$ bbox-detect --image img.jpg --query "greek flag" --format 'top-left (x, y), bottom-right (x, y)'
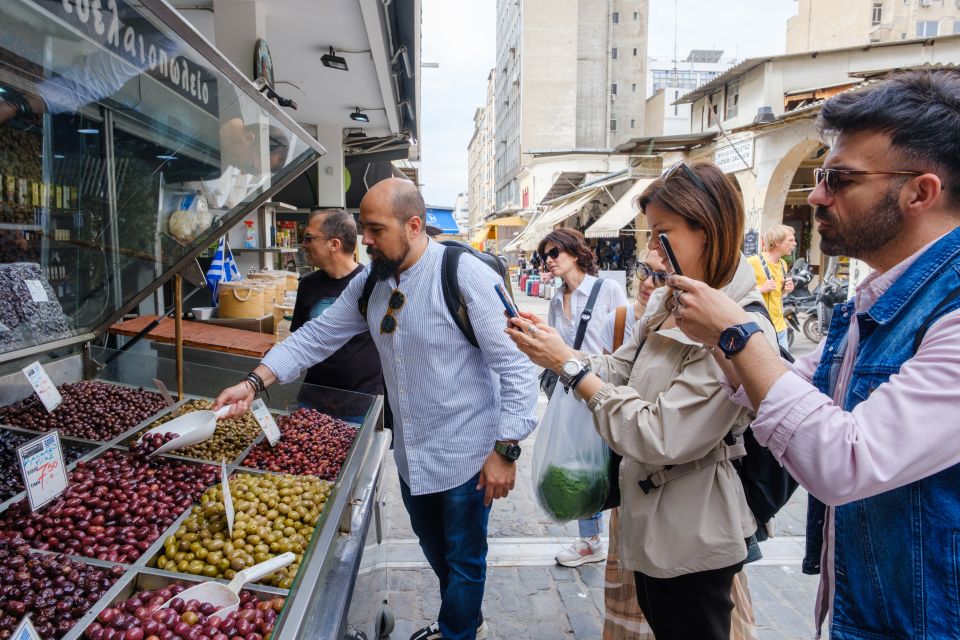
top-left (206, 236), bottom-right (240, 305)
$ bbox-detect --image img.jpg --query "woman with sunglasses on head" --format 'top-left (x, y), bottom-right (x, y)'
top-left (508, 161), bottom-right (777, 640)
top-left (538, 227), bottom-right (628, 568)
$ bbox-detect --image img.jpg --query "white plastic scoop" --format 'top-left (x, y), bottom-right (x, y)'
top-left (136, 404), bottom-right (233, 456)
top-left (159, 552), bottom-right (296, 616)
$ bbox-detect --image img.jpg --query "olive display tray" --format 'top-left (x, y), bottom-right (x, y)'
top-left (60, 567), bottom-right (289, 640)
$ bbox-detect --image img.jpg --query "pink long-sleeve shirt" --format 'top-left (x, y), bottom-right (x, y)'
top-left (735, 238), bottom-right (960, 634)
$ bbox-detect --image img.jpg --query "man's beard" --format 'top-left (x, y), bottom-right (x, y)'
top-left (816, 187), bottom-right (904, 258)
top-left (367, 238), bottom-right (410, 281)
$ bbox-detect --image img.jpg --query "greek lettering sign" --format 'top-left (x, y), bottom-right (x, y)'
top-left (743, 229), bottom-right (760, 257)
top-left (17, 432), bottom-right (69, 512)
top-left (714, 139), bottom-right (754, 174)
top-left (27, 0), bottom-right (219, 116)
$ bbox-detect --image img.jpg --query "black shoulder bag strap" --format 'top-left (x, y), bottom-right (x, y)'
top-left (572, 278), bottom-right (604, 350)
top-left (441, 245), bottom-right (479, 348)
top-left (913, 284), bottom-right (960, 354)
top-left (357, 270), bottom-right (378, 318)
top-left (745, 300), bottom-right (795, 363)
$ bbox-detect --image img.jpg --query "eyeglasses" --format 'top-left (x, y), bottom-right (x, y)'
top-left (813, 167), bottom-right (925, 196)
top-left (301, 233), bottom-right (327, 244)
top-left (380, 289), bottom-right (405, 335)
top-left (540, 247), bottom-right (561, 261)
top-left (663, 161), bottom-right (723, 214)
top-left (636, 262), bottom-right (668, 286)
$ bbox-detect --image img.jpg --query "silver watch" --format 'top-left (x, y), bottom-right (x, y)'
top-left (558, 357), bottom-right (585, 388)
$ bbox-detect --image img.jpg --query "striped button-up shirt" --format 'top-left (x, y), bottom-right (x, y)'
top-left (262, 240), bottom-right (538, 495)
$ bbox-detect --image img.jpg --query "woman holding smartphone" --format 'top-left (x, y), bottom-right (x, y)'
top-left (508, 162), bottom-right (776, 639)
top-left (538, 227), bottom-right (627, 567)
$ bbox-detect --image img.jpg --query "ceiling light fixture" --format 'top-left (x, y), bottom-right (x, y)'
top-left (349, 108), bottom-right (370, 123)
top-left (77, 128), bottom-right (99, 134)
top-left (321, 46), bottom-right (349, 71)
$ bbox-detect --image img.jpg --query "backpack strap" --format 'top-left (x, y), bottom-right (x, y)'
top-left (913, 284), bottom-right (960, 354)
top-left (441, 245), bottom-right (479, 349)
top-left (638, 441), bottom-right (747, 494)
top-left (357, 270), bottom-right (378, 318)
top-left (572, 278), bottom-right (604, 350)
top-left (612, 306), bottom-right (627, 352)
top-left (744, 301), bottom-right (794, 363)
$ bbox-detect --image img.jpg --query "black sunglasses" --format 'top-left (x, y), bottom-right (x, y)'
top-left (663, 162), bottom-right (722, 214)
top-left (636, 262), bottom-right (668, 286)
top-left (380, 289), bottom-right (405, 335)
top-left (540, 247), bottom-right (561, 261)
top-left (813, 167), bottom-right (924, 196)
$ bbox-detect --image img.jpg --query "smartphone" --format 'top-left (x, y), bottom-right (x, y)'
top-left (495, 283), bottom-right (519, 318)
top-left (657, 233), bottom-right (683, 277)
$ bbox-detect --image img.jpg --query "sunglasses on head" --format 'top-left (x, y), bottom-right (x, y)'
top-left (636, 262), bottom-right (668, 286)
top-left (813, 167), bottom-right (925, 196)
top-left (540, 247), bottom-right (561, 261)
top-left (663, 161), bottom-right (722, 214)
top-left (380, 289), bottom-right (405, 335)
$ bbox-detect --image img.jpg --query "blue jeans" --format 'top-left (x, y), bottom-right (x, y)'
top-left (578, 512), bottom-right (603, 538)
top-left (400, 472), bottom-right (491, 640)
top-left (777, 329), bottom-right (791, 352)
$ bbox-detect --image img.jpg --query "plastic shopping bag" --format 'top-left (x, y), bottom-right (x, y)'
top-left (533, 386), bottom-right (611, 522)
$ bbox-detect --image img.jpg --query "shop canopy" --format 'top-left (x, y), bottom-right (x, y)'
top-left (488, 215), bottom-right (527, 227)
top-left (509, 189), bottom-right (601, 251)
top-left (471, 226), bottom-right (493, 247)
top-left (425, 208), bottom-right (460, 234)
top-left (585, 178), bottom-right (655, 238)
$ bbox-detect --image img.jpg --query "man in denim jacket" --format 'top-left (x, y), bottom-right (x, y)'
top-left (670, 70), bottom-right (960, 639)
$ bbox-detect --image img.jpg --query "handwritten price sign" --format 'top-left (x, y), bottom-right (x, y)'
top-left (17, 432), bottom-right (68, 511)
top-left (21, 362), bottom-right (62, 413)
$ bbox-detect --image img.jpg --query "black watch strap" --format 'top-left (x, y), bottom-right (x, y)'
top-left (494, 441), bottom-right (521, 462)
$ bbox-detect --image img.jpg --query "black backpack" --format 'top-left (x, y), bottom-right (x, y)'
top-left (735, 301), bottom-right (799, 539)
top-left (358, 240), bottom-right (512, 348)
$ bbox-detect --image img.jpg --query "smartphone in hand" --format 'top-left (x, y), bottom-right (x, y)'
top-left (657, 233), bottom-right (683, 277)
top-left (495, 283), bottom-right (519, 318)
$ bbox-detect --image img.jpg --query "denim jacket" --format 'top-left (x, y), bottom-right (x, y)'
top-left (812, 227), bottom-right (960, 639)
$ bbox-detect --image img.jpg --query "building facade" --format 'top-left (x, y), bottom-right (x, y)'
top-left (467, 69), bottom-right (497, 234)
top-left (644, 50), bottom-right (735, 136)
top-left (787, 0), bottom-right (960, 53)
top-left (493, 0), bottom-right (650, 211)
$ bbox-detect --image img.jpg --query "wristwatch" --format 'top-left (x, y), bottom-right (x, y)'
top-left (494, 441), bottom-right (521, 463)
top-left (559, 356), bottom-right (591, 392)
top-left (718, 322), bottom-right (763, 359)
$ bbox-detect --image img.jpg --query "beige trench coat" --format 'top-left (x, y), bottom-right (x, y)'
top-left (584, 256), bottom-right (778, 578)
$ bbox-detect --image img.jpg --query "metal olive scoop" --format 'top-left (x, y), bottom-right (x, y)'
top-left (136, 404), bottom-right (233, 456)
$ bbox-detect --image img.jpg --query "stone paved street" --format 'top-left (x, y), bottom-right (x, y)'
top-left (379, 285), bottom-right (823, 639)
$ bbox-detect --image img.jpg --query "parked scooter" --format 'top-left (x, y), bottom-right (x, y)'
top-left (782, 259), bottom-right (815, 348)
top-left (802, 274), bottom-right (849, 343)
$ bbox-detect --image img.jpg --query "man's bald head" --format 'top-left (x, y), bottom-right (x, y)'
top-left (362, 178), bottom-right (425, 228)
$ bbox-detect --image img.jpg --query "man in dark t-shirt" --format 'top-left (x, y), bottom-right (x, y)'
top-left (291, 209), bottom-right (382, 417)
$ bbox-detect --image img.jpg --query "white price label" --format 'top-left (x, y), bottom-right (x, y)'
top-left (24, 280), bottom-right (49, 303)
top-left (17, 432), bottom-right (69, 512)
top-left (250, 398), bottom-right (281, 446)
top-left (12, 616), bottom-right (40, 640)
top-left (22, 362), bottom-right (62, 413)
top-left (152, 379), bottom-right (176, 407)
top-left (221, 461), bottom-right (234, 537)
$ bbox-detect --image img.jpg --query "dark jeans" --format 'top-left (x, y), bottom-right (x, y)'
top-left (633, 561), bottom-right (744, 640)
top-left (803, 494), bottom-right (826, 575)
top-left (400, 472), bottom-right (491, 640)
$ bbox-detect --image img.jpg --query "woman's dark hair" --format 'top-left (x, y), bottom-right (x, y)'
top-left (637, 161), bottom-right (744, 289)
top-left (537, 228), bottom-right (598, 277)
top-left (816, 70), bottom-right (960, 207)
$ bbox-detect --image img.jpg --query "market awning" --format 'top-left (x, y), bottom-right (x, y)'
top-left (472, 225), bottom-right (493, 246)
top-left (508, 189), bottom-right (600, 252)
top-left (425, 208), bottom-right (460, 234)
top-left (488, 215), bottom-right (527, 227)
top-left (584, 178), bottom-right (655, 238)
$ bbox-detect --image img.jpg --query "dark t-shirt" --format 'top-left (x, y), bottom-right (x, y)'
top-left (290, 266), bottom-right (383, 396)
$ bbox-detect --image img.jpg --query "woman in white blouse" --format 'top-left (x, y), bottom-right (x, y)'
top-left (538, 227), bottom-right (627, 567)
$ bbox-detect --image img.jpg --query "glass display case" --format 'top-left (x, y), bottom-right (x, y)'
top-left (0, 0), bottom-right (324, 362)
top-left (0, 347), bottom-right (390, 640)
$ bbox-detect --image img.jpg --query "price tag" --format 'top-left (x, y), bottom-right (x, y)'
top-left (152, 379), bottom-right (176, 407)
top-left (12, 616), bottom-right (40, 640)
top-left (17, 432), bottom-right (68, 512)
top-left (221, 461), bottom-right (234, 536)
top-left (24, 280), bottom-right (49, 303)
top-left (21, 362), bottom-right (62, 413)
top-left (250, 398), bottom-right (281, 447)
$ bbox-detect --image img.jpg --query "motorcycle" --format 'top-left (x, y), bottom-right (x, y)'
top-left (782, 259), bottom-right (815, 348)
top-left (801, 274), bottom-right (849, 343)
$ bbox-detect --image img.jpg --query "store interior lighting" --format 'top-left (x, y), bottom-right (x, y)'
top-left (321, 47), bottom-right (349, 71)
top-left (349, 108), bottom-right (369, 123)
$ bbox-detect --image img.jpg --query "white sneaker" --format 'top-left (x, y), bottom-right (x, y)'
top-left (408, 617), bottom-right (488, 640)
top-left (555, 537), bottom-right (606, 567)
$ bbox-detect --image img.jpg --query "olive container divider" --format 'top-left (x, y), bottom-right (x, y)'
top-left (60, 567), bottom-right (289, 640)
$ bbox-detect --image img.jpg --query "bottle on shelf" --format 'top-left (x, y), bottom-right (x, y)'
top-left (243, 220), bottom-right (256, 249)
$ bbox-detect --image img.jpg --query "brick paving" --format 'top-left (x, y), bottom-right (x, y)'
top-left (378, 287), bottom-right (824, 639)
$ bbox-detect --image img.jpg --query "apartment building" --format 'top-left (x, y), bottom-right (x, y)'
top-left (467, 70), bottom-right (497, 233)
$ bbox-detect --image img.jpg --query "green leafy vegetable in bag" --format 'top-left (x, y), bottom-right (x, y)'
top-left (536, 463), bottom-right (609, 521)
